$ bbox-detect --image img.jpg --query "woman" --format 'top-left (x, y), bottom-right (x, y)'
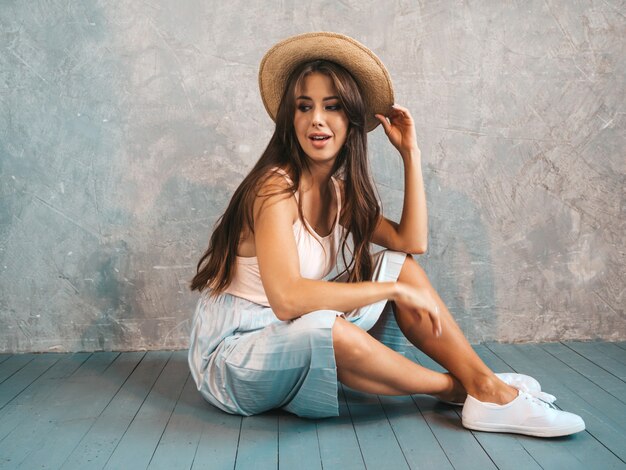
top-left (188, 32), bottom-right (585, 437)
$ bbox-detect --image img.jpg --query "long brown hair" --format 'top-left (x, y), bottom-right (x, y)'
top-left (190, 59), bottom-right (381, 295)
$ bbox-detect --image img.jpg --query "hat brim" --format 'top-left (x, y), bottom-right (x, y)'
top-left (258, 32), bottom-right (394, 133)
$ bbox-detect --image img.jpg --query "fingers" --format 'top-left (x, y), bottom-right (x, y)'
top-left (391, 103), bottom-right (411, 114)
top-left (375, 113), bottom-right (391, 133)
top-left (431, 304), bottom-right (442, 337)
top-left (420, 290), bottom-right (442, 337)
top-left (377, 104), bottom-right (412, 123)
top-left (390, 104), bottom-right (413, 121)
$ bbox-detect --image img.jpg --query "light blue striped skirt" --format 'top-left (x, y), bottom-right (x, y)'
top-left (188, 249), bottom-right (411, 419)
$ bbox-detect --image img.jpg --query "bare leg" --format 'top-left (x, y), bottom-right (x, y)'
top-left (392, 254), bottom-right (517, 404)
top-left (332, 316), bottom-right (462, 398)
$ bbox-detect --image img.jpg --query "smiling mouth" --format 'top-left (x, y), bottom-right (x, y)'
top-left (309, 135), bottom-right (332, 148)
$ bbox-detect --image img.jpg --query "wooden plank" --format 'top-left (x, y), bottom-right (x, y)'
top-left (0, 352), bottom-right (142, 469)
top-left (147, 372), bottom-right (208, 470)
top-left (488, 343), bottom-right (626, 468)
top-left (386, 348), bottom-right (453, 468)
top-left (0, 355), bottom-right (12, 365)
top-left (71, 351), bottom-right (120, 377)
top-left (61, 351), bottom-right (171, 470)
top-left (541, 343), bottom-right (626, 404)
top-left (414, 346), bottom-right (591, 470)
top-left (277, 410), bottom-right (322, 470)
top-left (0, 354), bottom-right (61, 409)
top-left (342, 384), bottom-right (409, 470)
top-left (513, 345), bottom-right (626, 431)
top-left (599, 342), bottom-right (626, 365)
top-left (316, 383), bottom-right (365, 470)
top-left (0, 353), bottom-right (90, 441)
top-left (614, 342), bottom-right (626, 351)
top-left (378, 394), bottom-right (454, 470)
top-left (103, 350), bottom-right (189, 469)
top-left (410, 394), bottom-right (497, 470)
top-left (234, 412), bottom-right (278, 470)
top-left (413, 350), bottom-right (495, 469)
top-left (473, 344), bottom-right (516, 373)
top-left (565, 342), bottom-right (626, 381)
top-left (483, 344), bottom-right (595, 470)
top-left (465, 346), bottom-right (546, 470)
top-left (35, 352), bottom-right (92, 380)
top-left (0, 354), bottom-right (36, 384)
top-left (190, 394), bottom-right (242, 470)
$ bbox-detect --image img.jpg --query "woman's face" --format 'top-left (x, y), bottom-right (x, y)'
top-left (294, 72), bottom-right (349, 164)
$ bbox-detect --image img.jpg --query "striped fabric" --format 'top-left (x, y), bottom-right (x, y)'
top-left (188, 249), bottom-right (410, 419)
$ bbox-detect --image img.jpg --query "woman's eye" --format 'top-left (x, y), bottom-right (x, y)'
top-left (296, 104), bottom-right (342, 112)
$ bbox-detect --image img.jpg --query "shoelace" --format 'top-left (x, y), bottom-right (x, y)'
top-left (520, 391), bottom-right (558, 410)
top-left (511, 383), bottom-right (557, 404)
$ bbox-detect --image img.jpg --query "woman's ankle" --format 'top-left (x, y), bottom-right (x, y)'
top-left (433, 373), bottom-right (466, 402)
top-left (465, 373), bottom-right (518, 405)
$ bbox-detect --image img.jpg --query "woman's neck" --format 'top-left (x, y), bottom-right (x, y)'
top-left (301, 161), bottom-right (334, 194)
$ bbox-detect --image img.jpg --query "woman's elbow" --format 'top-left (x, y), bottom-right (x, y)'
top-left (267, 288), bottom-right (298, 321)
top-left (405, 243), bottom-right (427, 255)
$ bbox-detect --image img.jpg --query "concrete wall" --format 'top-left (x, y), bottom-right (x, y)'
top-left (1, 0), bottom-right (624, 352)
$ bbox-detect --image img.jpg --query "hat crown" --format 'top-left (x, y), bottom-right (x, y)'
top-left (258, 31), bottom-right (394, 133)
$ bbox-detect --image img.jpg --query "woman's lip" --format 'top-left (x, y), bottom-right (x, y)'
top-left (310, 136), bottom-right (331, 149)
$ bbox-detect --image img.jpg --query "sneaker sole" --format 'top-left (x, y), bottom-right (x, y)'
top-left (462, 419), bottom-right (586, 437)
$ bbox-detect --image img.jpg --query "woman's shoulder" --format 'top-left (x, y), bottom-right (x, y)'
top-left (257, 166), bottom-right (295, 195)
top-left (252, 166), bottom-right (298, 219)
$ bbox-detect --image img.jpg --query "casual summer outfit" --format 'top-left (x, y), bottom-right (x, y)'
top-left (188, 167), bottom-right (410, 418)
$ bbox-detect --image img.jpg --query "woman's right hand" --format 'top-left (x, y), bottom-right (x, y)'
top-left (392, 282), bottom-right (442, 337)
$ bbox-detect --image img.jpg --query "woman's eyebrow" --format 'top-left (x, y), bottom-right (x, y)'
top-left (296, 95), bottom-right (340, 101)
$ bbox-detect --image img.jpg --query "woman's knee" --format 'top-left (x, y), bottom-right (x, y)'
top-left (398, 253), bottom-right (430, 286)
top-left (332, 317), bottom-right (373, 362)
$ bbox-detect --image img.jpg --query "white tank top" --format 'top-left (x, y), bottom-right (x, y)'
top-left (223, 167), bottom-right (344, 306)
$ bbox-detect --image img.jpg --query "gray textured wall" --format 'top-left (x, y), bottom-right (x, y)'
top-left (1, 0), bottom-right (624, 352)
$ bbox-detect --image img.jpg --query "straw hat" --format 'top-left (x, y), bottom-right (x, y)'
top-left (258, 32), bottom-right (394, 133)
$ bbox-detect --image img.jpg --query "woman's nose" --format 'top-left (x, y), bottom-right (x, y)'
top-left (311, 108), bottom-right (325, 127)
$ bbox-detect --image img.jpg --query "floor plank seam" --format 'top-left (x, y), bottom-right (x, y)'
top-left (560, 342), bottom-right (626, 385)
top-left (147, 371), bottom-right (192, 468)
top-left (0, 355), bottom-right (35, 386)
top-left (68, 352), bottom-right (94, 378)
top-left (0, 354), bottom-right (61, 412)
top-left (339, 383), bottom-right (367, 470)
top-left (406, 350), bottom-right (457, 468)
top-left (100, 351), bottom-right (122, 374)
top-left (232, 410), bottom-right (244, 469)
top-left (59, 351), bottom-right (149, 470)
top-left (276, 408), bottom-right (280, 470)
top-left (314, 419), bottom-right (323, 470)
top-left (543, 344), bottom-right (626, 404)
top-left (407, 394), bottom-right (455, 469)
top-left (188, 407), bottom-right (204, 470)
top-left (376, 394), bottom-right (411, 469)
top-left (101, 351), bottom-right (172, 469)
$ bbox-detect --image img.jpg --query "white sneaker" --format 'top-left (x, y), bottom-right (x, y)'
top-left (495, 373), bottom-right (556, 403)
top-left (462, 390), bottom-right (585, 437)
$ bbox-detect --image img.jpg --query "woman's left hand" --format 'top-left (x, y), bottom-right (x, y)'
top-left (375, 104), bottom-right (420, 159)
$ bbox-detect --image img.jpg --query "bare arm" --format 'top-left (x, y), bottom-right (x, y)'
top-left (371, 104), bottom-right (428, 254)
top-left (253, 174), bottom-right (438, 328)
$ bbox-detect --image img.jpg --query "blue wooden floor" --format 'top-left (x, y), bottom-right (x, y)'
top-left (0, 342), bottom-right (625, 469)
